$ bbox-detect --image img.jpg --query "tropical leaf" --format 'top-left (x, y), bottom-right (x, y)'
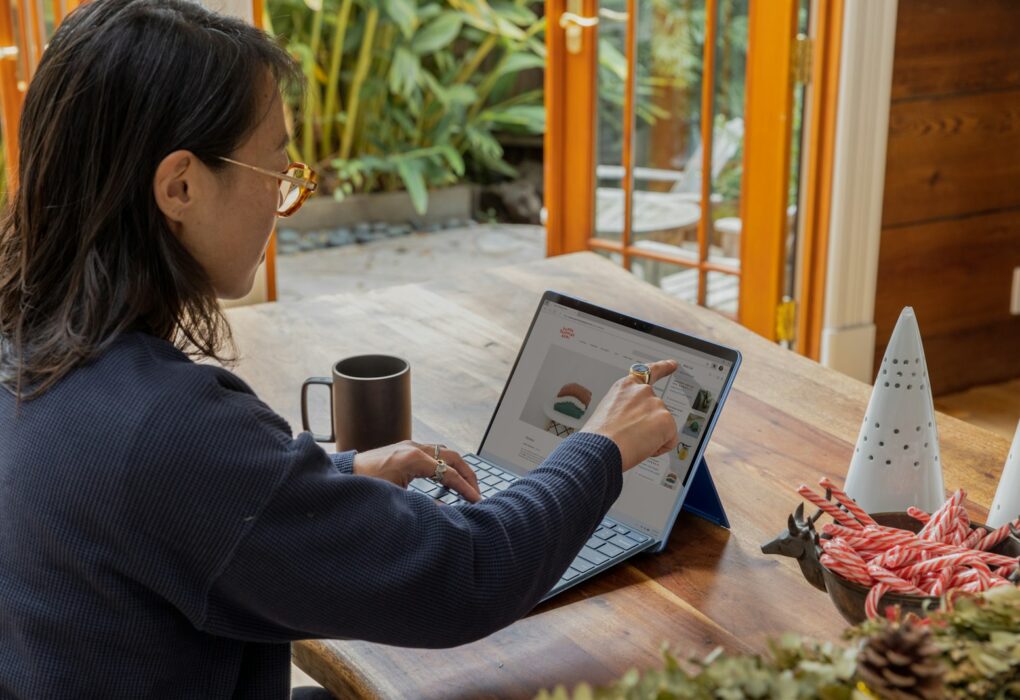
top-left (489, 1), bottom-right (537, 26)
top-left (496, 52), bottom-right (545, 76)
top-left (446, 84), bottom-right (478, 105)
top-left (410, 12), bottom-right (463, 54)
top-left (395, 159), bottom-right (428, 213)
top-left (382, 0), bottom-right (417, 38)
top-left (388, 46), bottom-right (421, 97)
top-left (477, 104), bottom-right (545, 131)
top-left (436, 144), bottom-right (465, 176)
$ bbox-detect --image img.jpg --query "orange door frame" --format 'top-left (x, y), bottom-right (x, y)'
top-left (737, 0), bottom-right (799, 341)
top-left (544, 0), bottom-right (598, 257)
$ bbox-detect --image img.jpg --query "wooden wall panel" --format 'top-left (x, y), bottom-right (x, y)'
top-left (873, 210), bottom-right (1020, 394)
top-left (882, 90), bottom-right (1020, 227)
top-left (875, 0), bottom-right (1020, 395)
top-left (890, 0), bottom-right (1020, 100)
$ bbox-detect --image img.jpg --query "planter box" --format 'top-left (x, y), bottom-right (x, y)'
top-left (282, 184), bottom-right (478, 233)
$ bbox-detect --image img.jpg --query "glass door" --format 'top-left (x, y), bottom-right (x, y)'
top-left (592, 0), bottom-right (745, 319)
top-left (546, 0), bottom-right (840, 346)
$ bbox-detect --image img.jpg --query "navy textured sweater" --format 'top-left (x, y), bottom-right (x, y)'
top-left (0, 332), bottom-right (622, 699)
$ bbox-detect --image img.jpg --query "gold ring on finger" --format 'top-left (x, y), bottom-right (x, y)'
top-left (628, 362), bottom-right (651, 385)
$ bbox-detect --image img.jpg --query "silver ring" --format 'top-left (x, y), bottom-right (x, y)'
top-left (434, 443), bottom-right (443, 461)
top-left (430, 459), bottom-right (448, 484)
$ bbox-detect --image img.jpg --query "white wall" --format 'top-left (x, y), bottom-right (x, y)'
top-left (819, 0), bottom-right (899, 382)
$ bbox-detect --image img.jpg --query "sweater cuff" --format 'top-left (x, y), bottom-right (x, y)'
top-left (328, 450), bottom-right (357, 474)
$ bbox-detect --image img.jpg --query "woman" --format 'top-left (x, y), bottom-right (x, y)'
top-left (0, 1), bottom-right (680, 697)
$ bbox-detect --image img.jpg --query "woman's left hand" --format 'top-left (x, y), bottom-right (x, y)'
top-left (352, 440), bottom-right (481, 503)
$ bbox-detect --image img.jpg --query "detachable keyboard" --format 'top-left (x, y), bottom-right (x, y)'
top-left (408, 453), bottom-right (652, 598)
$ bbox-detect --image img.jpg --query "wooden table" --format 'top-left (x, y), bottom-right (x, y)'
top-left (223, 252), bottom-right (1010, 699)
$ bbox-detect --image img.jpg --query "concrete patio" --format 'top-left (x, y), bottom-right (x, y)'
top-left (276, 224), bottom-right (546, 301)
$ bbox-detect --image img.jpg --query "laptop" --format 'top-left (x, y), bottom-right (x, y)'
top-left (409, 291), bottom-right (742, 600)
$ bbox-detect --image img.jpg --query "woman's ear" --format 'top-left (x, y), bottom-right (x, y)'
top-left (153, 150), bottom-right (197, 229)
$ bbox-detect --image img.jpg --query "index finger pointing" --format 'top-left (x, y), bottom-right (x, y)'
top-left (648, 359), bottom-right (679, 385)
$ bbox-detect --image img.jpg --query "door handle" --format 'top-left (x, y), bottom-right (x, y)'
top-left (559, 10), bottom-right (598, 55)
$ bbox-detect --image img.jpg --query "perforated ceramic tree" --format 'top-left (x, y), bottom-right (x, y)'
top-left (844, 308), bottom-right (945, 513)
top-left (987, 419), bottom-right (1020, 528)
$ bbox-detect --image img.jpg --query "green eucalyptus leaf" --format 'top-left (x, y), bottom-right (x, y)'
top-left (410, 13), bottom-right (463, 54)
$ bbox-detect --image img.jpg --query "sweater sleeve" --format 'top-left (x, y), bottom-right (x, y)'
top-left (200, 431), bottom-right (622, 647)
top-left (328, 450), bottom-right (356, 474)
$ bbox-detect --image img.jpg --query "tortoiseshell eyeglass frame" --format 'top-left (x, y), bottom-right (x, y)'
top-left (218, 156), bottom-right (318, 217)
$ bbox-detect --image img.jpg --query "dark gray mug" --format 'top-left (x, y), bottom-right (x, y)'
top-left (301, 354), bottom-right (412, 452)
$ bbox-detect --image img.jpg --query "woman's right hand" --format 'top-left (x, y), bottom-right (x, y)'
top-left (583, 359), bottom-right (680, 471)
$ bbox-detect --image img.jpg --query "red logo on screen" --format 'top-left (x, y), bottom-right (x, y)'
top-left (560, 327), bottom-right (575, 339)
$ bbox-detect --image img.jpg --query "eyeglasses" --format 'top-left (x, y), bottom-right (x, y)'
top-left (218, 157), bottom-right (318, 217)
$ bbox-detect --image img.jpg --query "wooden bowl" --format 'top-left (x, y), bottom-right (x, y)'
top-left (819, 512), bottom-right (1020, 625)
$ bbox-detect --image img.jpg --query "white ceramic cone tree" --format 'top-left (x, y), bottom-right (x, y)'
top-left (844, 307), bottom-right (945, 513)
top-left (987, 419), bottom-right (1020, 528)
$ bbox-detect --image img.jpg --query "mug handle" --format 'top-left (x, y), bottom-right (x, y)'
top-left (300, 376), bottom-right (335, 443)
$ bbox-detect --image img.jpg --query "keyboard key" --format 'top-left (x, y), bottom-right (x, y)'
top-left (492, 480), bottom-right (510, 491)
top-left (562, 568), bottom-right (580, 581)
top-left (612, 524), bottom-right (631, 535)
top-left (594, 528), bottom-right (613, 540)
top-left (464, 455), bottom-right (480, 464)
top-left (579, 546), bottom-right (609, 566)
top-left (600, 518), bottom-right (613, 528)
top-left (439, 492), bottom-right (460, 504)
top-left (609, 534), bottom-right (639, 550)
top-left (597, 542), bottom-right (623, 558)
top-left (571, 557), bottom-right (594, 573)
top-left (481, 474), bottom-right (500, 486)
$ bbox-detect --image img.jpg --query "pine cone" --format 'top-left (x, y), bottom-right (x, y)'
top-left (856, 623), bottom-right (944, 700)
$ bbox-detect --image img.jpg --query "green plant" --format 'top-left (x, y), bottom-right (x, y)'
top-left (264, 0), bottom-right (547, 214)
top-left (535, 586), bottom-right (1020, 699)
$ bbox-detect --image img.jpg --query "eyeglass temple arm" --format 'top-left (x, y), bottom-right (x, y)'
top-left (218, 156), bottom-right (317, 190)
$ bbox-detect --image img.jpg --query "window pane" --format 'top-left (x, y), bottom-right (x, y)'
top-left (594, 0), bottom-right (631, 244)
top-left (631, 0), bottom-right (705, 253)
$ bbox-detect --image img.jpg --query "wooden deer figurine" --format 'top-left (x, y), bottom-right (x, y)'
top-left (761, 502), bottom-right (827, 592)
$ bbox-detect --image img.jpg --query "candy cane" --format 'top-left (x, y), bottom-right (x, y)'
top-left (872, 544), bottom-right (919, 570)
top-left (865, 583), bottom-right (891, 620)
top-left (907, 507), bottom-right (931, 524)
top-left (919, 490), bottom-right (965, 540)
top-left (963, 527), bottom-right (985, 549)
top-left (821, 523), bottom-right (867, 539)
top-left (797, 485), bottom-right (861, 528)
top-left (895, 552), bottom-right (983, 580)
top-left (821, 553), bottom-right (871, 587)
top-left (818, 477), bottom-right (877, 527)
top-left (975, 519), bottom-right (1020, 551)
top-left (867, 564), bottom-right (926, 595)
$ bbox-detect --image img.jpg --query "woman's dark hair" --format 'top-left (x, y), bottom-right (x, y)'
top-left (0, 0), bottom-right (299, 400)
